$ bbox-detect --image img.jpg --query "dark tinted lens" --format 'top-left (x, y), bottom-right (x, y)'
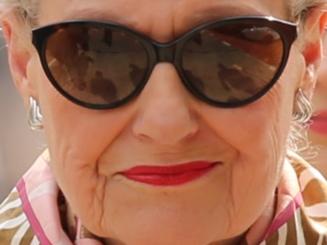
top-left (182, 21), bottom-right (284, 103)
top-left (45, 23), bottom-right (148, 106)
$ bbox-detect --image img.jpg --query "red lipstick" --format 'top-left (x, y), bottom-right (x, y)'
top-left (119, 161), bottom-right (219, 186)
top-left (311, 110), bottom-right (327, 136)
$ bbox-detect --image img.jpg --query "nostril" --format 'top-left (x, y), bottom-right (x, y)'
top-left (132, 108), bottom-right (200, 145)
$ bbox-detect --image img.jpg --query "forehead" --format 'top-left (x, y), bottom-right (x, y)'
top-left (38, 0), bottom-right (291, 22)
top-left (38, 0), bottom-right (290, 40)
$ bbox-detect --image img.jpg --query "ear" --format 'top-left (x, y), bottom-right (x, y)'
top-left (1, 11), bottom-right (36, 106)
top-left (300, 8), bottom-right (327, 98)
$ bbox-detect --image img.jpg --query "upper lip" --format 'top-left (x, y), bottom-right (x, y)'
top-left (119, 161), bottom-right (219, 175)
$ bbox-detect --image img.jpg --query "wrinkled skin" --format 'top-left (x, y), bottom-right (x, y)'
top-left (2, 0), bottom-right (326, 244)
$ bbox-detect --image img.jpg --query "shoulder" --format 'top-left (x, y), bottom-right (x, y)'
top-left (262, 152), bottom-right (327, 244)
top-left (287, 151), bottom-right (327, 204)
top-left (0, 187), bottom-right (38, 244)
top-left (0, 149), bottom-right (56, 245)
top-left (286, 152), bottom-right (327, 243)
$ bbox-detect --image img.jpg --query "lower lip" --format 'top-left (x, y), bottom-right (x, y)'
top-left (310, 111), bottom-right (327, 136)
top-left (120, 162), bottom-right (219, 186)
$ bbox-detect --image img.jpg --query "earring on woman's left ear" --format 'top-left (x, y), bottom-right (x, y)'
top-left (28, 96), bottom-right (44, 130)
top-left (292, 88), bottom-right (313, 124)
top-left (292, 65), bottom-right (316, 124)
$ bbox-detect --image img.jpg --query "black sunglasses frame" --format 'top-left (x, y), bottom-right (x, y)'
top-left (32, 16), bottom-right (298, 110)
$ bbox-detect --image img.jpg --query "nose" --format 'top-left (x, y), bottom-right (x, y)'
top-left (132, 63), bottom-right (199, 145)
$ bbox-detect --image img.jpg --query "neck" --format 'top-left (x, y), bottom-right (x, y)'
top-left (208, 234), bottom-right (245, 245)
top-left (101, 236), bottom-right (244, 245)
top-left (63, 191), bottom-right (277, 245)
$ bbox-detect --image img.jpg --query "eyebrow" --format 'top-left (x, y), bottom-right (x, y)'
top-left (62, 4), bottom-right (278, 36)
top-left (189, 5), bottom-right (266, 26)
top-left (64, 4), bottom-right (264, 21)
top-left (63, 8), bottom-right (138, 27)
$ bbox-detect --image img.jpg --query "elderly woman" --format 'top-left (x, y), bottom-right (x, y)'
top-left (0, 0), bottom-right (327, 244)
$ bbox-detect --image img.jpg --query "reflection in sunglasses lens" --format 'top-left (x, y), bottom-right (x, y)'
top-left (182, 22), bottom-right (283, 103)
top-left (36, 18), bottom-right (291, 109)
top-left (45, 23), bottom-right (148, 106)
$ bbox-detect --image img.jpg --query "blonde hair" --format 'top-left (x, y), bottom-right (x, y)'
top-left (293, 0), bottom-right (327, 18)
top-left (0, 0), bottom-right (38, 25)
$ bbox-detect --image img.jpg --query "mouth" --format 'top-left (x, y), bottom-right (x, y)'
top-left (118, 161), bottom-right (220, 186)
top-left (310, 110), bottom-right (327, 136)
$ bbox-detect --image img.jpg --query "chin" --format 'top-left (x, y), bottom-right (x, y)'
top-left (93, 206), bottom-right (241, 245)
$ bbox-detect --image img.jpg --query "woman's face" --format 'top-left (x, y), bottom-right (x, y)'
top-left (21, 0), bottom-right (307, 244)
top-left (310, 36), bottom-right (327, 175)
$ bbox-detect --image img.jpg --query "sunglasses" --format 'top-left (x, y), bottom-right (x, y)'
top-left (32, 16), bottom-right (297, 109)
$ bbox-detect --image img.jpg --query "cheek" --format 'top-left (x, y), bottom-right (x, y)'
top-left (203, 51), bottom-right (303, 170)
top-left (29, 58), bottom-right (136, 215)
top-left (32, 63), bottom-right (131, 166)
top-left (195, 75), bottom-right (297, 221)
top-left (201, 80), bottom-right (294, 163)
